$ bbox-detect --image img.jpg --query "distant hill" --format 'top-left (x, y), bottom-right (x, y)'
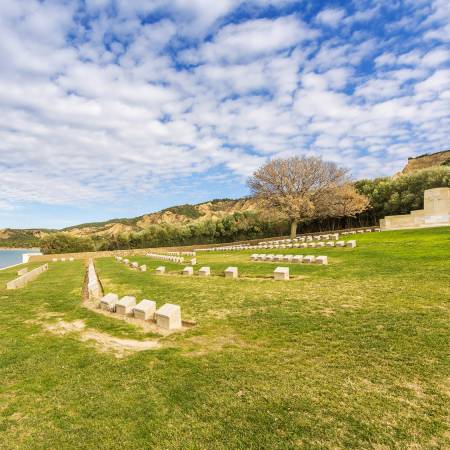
top-left (0, 228), bottom-right (52, 248)
top-left (401, 150), bottom-right (450, 174)
top-left (60, 197), bottom-right (260, 239)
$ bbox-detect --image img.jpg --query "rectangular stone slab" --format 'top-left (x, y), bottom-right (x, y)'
top-left (156, 303), bottom-right (182, 330)
top-left (346, 240), bottom-right (357, 248)
top-left (199, 267), bottom-right (211, 276)
top-left (155, 266), bottom-right (166, 274)
top-left (133, 299), bottom-right (156, 320)
top-left (224, 267), bottom-right (238, 278)
top-left (303, 255), bottom-right (315, 263)
top-left (274, 267), bottom-right (289, 280)
top-left (183, 266), bottom-right (194, 276)
top-left (316, 256), bottom-right (328, 265)
top-left (6, 264), bottom-right (48, 290)
top-left (116, 296), bottom-right (136, 315)
top-left (100, 293), bottom-right (119, 312)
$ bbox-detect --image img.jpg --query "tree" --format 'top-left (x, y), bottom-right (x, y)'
top-left (315, 183), bottom-right (369, 220)
top-left (248, 156), bottom-right (368, 238)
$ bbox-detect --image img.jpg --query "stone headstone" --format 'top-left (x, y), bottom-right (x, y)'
top-left (303, 255), bottom-right (315, 264)
top-left (100, 293), bottom-right (119, 312)
top-left (183, 266), bottom-right (194, 276)
top-left (198, 267), bottom-right (210, 277)
top-left (133, 299), bottom-right (156, 320)
top-left (155, 266), bottom-right (166, 274)
top-left (316, 256), bottom-right (328, 265)
top-left (225, 267), bottom-right (238, 278)
top-left (156, 303), bottom-right (182, 330)
top-left (274, 267), bottom-right (289, 280)
top-left (116, 296), bottom-right (136, 315)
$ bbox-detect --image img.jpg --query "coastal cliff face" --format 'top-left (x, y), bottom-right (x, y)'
top-left (402, 150), bottom-right (450, 174)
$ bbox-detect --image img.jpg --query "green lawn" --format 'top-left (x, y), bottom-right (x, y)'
top-left (0, 228), bottom-right (449, 449)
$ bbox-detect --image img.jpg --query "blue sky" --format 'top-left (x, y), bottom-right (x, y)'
top-left (0, 0), bottom-right (448, 229)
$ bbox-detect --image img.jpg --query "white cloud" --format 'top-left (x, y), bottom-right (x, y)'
top-left (0, 0), bottom-right (449, 218)
top-left (183, 15), bottom-right (317, 64)
top-left (315, 8), bottom-right (346, 27)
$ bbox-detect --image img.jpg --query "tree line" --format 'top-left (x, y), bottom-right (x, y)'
top-left (38, 164), bottom-right (449, 254)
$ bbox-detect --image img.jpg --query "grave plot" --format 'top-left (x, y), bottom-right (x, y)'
top-left (84, 259), bottom-right (195, 334)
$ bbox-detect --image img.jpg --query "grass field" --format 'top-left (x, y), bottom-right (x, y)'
top-left (0, 228), bottom-right (449, 449)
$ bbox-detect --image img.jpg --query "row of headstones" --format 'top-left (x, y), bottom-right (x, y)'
top-left (51, 257), bottom-right (75, 262)
top-left (251, 254), bottom-right (328, 265)
top-left (196, 227), bottom-right (377, 252)
top-left (115, 256), bottom-right (148, 271)
top-left (145, 253), bottom-right (185, 264)
top-left (6, 264), bottom-right (49, 290)
top-left (155, 265), bottom-right (238, 278)
top-left (258, 233), bottom-right (340, 245)
top-left (259, 240), bottom-right (357, 250)
top-left (166, 251), bottom-right (196, 256)
top-left (196, 234), bottom-right (340, 252)
top-left (99, 294), bottom-right (182, 330)
top-left (132, 264), bottom-right (301, 281)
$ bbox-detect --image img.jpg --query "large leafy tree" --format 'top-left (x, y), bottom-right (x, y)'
top-left (248, 156), bottom-right (369, 238)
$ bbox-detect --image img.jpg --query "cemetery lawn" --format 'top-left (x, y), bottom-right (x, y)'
top-left (0, 227), bottom-right (449, 449)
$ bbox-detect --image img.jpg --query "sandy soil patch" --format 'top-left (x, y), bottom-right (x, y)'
top-left (43, 319), bottom-right (160, 358)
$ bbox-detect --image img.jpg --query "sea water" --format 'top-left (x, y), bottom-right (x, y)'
top-left (0, 249), bottom-right (39, 269)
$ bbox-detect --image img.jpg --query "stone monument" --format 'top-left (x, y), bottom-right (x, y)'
top-left (380, 187), bottom-right (450, 231)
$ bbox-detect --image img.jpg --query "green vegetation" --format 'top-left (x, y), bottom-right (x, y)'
top-left (0, 229), bottom-right (46, 248)
top-left (96, 211), bottom-right (289, 252)
top-left (40, 233), bottom-right (96, 254)
top-left (0, 227), bottom-right (449, 448)
top-left (162, 204), bottom-right (204, 219)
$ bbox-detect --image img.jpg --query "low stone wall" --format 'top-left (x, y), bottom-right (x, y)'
top-left (6, 264), bottom-right (48, 290)
top-left (86, 259), bottom-right (103, 301)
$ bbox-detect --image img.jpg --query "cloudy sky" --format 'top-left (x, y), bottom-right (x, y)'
top-left (0, 0), bottom-right (449, 229)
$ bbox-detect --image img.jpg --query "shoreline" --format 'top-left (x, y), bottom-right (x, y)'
top-left (0, 247), bottom-right (41, 251)
top-left (0, 262), bottom-right (24, 272)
